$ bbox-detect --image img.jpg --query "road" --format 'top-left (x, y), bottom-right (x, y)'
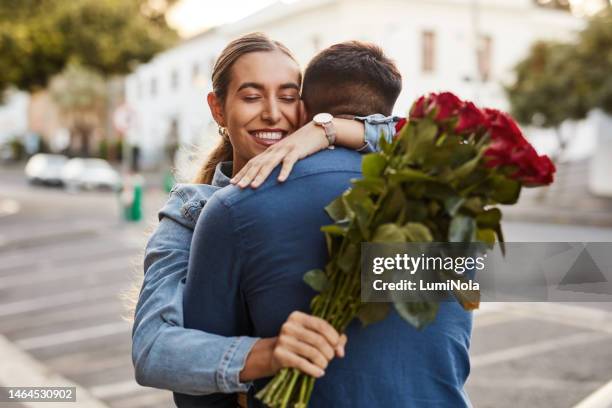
top-left (1, 165), bottom-right (611, 408)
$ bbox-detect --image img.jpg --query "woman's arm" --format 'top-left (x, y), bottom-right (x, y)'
top-left (133, 214), bottom-right (260, 394)
top-left (231, 114), bottom-right (399, 188)
top-left (133, 188), bottom-right (345, 393)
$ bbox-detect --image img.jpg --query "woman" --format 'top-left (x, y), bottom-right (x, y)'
top-left (132, 32), bottom-right (397, 401)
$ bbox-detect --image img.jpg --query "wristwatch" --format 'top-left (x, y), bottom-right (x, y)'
top-left (313, 112), bottom-right (336, 149)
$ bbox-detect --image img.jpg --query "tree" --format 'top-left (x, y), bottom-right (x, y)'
top-left (505, 7), bottom-right (612, 161)
top-left (0, 0), bottom-right (178, 93)
top-left (48, 63), bottom-right (107, 156)
top-left (576, 7), bottom-right (612, 113)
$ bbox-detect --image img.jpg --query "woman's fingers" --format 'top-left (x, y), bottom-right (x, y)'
top-left (272, 347), bottom-right (325, 378)
top-left (277, 152), bottom-right (299, 182)
top-left (250, 153), bottom-right (285, 188)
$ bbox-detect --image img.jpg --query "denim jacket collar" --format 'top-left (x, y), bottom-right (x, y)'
top-left (212, 161), bottom-right (232, 188)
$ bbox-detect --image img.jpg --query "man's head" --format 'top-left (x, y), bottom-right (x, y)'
top-left (302, 41), bottom-right (402, 119)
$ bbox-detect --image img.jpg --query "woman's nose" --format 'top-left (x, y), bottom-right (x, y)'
top-left (261, 99), bottom-right (281, 123)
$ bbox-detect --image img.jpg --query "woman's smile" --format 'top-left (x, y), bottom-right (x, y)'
top-left (249, 128), bottom-right (289, 146)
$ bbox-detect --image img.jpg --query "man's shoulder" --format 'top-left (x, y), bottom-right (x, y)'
top-left (213, 148), bottom-right (363, 208)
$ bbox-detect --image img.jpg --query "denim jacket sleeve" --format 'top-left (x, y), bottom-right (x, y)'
top-left (132, 184), bottom-right (259, 395)
top-left (354, 113), bottom-right (401, 153)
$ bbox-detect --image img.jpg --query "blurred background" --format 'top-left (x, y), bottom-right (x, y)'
top-left (1, 0), bottom-right (611, 407)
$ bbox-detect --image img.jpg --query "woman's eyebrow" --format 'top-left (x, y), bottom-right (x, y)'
top-left (279, 83), bottom-right (300, 91)
top-left (237, 82), bottom-right (264, 92)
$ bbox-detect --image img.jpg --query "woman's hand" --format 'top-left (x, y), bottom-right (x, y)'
top-left (271, 311), bottom-right (347, 378)
top-left (239, 311), bottom-right (347, 382)
top-left (230, 122), bottom-right (329, 189)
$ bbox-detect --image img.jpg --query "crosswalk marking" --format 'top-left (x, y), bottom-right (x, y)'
top-left (15, 321), bottom-right (130, 351)
top-left (472, 331), bottom-right (611, 368)
top-left (0, 284), bottom-right (124, 317)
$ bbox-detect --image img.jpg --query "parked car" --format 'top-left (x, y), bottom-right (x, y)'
top-left (61, 158), bottom-right (122, 191)
top-left (24, 153), bottom-right (68, 185)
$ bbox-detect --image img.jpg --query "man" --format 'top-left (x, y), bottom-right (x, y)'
top-left (181, 42), bottom-right (473, 407)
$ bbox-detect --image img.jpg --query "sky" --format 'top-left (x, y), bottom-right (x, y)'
top-left (166, 0), bottom-right (298, 38)
top-left (166, 0), bottom-right (609, 38)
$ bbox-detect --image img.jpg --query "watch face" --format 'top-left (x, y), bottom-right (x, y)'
top-left (313, 112), bottom-right (333, 124)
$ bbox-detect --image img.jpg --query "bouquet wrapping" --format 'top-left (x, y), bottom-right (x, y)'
top-left (256, 92), bottom-right (555, 408)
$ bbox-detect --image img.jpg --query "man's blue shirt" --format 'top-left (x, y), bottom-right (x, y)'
top-left (180, 148), bottom-right (473, 408)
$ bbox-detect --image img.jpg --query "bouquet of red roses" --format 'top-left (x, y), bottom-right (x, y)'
top-left (256, 92), bottom-right (555, 408)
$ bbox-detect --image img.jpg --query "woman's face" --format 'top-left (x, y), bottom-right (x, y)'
top-left (209, 50), bottom-right (301, 171)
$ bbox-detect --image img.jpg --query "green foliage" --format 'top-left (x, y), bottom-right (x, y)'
top-left (506, 7), bottom-right (612, 128)
top-left (0, 0), bottom-right (178, 93)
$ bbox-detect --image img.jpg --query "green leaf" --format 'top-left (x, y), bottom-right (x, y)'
top-left (449, 215), bottom-right (476, 242)
top-left (372, 223), bottom-right (405, 243)
top-left (476, 208), bottom-right (502, 229)
top-left (490, 175), bottom-right (521, 204)
top-left (393, 301), bottom-right (440, 329)
top-left (303, 269), bottom-right (329, 292)
top-left (337, 243), bottom-right (359, 273)
top-left (321, 224), bottom-right (347, 236)
top-left (325, 197), bottom-right (347, 222)
top-left (362, 153), bottom-right (387, 177)
top-left (402, 223), bottom-right (433, 242)
top-left (476, 228), bottom-right (496, 245)
top-left (357, 303), bottom-right (391, 327)
top-left (406, 120), bottom-right (438, 161)
top-left (352, 177), bottom-right (386, 194)
top-left (389, 168), bottom-right (435, 184)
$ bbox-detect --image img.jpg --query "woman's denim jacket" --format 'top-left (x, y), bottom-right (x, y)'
top-left (132, 115), bottom-right (399, 395)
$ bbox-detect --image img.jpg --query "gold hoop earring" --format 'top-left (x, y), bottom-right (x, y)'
top-left (218, 125), bottom-right (230, 140)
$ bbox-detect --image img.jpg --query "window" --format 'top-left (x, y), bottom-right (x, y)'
top-left (170, 69), bottom-right (179, 91)
top-left (477, 35), bottom-right (493, 82)
top-left (150, 77), bottom-right (157, 97)
top-left (422, 30), bottom-right (436, 73)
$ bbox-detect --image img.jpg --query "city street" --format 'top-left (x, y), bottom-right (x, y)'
top-left (1, 165), bottom-right (612, 408)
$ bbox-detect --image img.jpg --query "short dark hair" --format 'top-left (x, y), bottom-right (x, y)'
top-left (302, 41), bottom-right (402, 118)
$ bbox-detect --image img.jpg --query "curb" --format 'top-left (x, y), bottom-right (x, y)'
top-left (0, 335), bottom-right (109, 407)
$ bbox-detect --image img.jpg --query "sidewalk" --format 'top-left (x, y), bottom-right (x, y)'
top-left (503, 160), bottom-right (612, 227)
top-left (0, 336), bottom-right (109, 408)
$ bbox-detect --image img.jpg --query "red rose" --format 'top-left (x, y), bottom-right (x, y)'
top-left (431, 92), bottom-right (463, 121)
top-left (409, 96), bottom-right (427, 118)
top-left (483, 109), bottom-right (555, 186)
top-left (395, 118), bottom-right (407, 134)
top-left (455, 102), bottom-right (487, 134)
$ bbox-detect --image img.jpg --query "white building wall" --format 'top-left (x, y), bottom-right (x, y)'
top-left (0, 91), bottom-right (29, 142)
top-left (125, 0), bottom-right (583, 169)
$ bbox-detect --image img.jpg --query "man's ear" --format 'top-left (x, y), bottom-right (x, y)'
top-left (207, 92), bottom-right (225, 127)
top-left (299, 100), bottom-right (308, 126)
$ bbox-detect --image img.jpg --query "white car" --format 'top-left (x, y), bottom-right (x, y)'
top-left (24, 153), bottom-right (68, 185)
top-left (61, 158), bottom-right (122, 191)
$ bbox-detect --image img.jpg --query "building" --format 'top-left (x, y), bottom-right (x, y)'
top-left (124, 0), bottom-right (583, 169)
